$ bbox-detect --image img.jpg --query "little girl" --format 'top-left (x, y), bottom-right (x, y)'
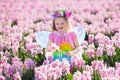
top-left (46, 10), bottom-right (81, 62)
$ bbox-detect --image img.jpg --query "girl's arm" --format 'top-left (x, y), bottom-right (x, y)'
top-left (46, 40), bottom-right (53, 52)
top-left (73, 37), bottom-right (79, 48)
top-left (66, 36), bottom-right (84, 56)
top-left (72, 38), bottom-right (81, 54)
top-left (66, 37), bottom-right (81, 56)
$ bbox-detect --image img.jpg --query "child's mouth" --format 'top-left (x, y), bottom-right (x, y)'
top-left (59, 27), bottom-right (63, 29)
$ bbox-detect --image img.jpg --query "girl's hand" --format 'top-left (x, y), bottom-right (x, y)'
top-left (66, 51), bottom-right (73, 56)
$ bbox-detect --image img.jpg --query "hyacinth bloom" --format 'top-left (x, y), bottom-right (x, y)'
top-left (85, 65), bottom-right (93, 74)
top-left (71, 56), bottom-right (85, 68)
top-left (0, 56), bottom-right (8, 64)
top-left (34, 60), bottom-right (70, 80)
top-left (86, 49), bottom-right (95, 58)
top-left (115, 68), bottom-right (120, 78)
top-left (115, 62), bottom-right (120, 69)
top-left (81, 41), bottom-right (88, 48)
top-left (24, 58), bottom-right (36, 70)
top-left (105, 45), bottom-right (116, 56)
top-left (88, 34), bottom-right (95, 43)
top-left (73, 71), bottom-right (82, 80)
top-left (73, 71), bottom-right (92, 80)
top-left (96, 46), bottom-right (104, 57)
top-left (11, 57), bottom-right (23, 76)
top-left (13, 72), bottom-right (21, 80)
top-left (99, 67), bottom-right (115, 78)
top-left (0, 66), bottom-right (2, 75)
top-left (91, 61), bottom-right (104, 70)
top-left (0, 0), bottom-right (120, 79)
top-left (0, 76), bottom-right (5, 80)
top-left (47, 43), bottom-right (59, 52)
top-left (101, 76), bottom-right (119, 80)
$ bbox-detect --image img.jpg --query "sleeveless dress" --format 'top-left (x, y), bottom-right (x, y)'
top-left (49, 31), bottom-right (77, 62)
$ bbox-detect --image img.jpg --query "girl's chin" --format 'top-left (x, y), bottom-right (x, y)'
top-left (58, 30), bottom-right (65, 32)
top-left (57, 28), bottom-right (66, 32)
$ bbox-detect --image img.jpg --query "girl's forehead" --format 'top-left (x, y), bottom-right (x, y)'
top-left (55, 17), bottom-right (66, 22)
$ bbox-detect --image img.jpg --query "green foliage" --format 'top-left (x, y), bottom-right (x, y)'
top-left (114, 46), bottom-right (120, 62)
top-left (22, 69), bottom-right (34, 80)
top-left (3, 48), bottom-right (14, 64)
top-left (18, 48), bottom-right (33, 62)
top-left (105, 31), bottom-right (117, 39)
top-left (94, 41), bottom-right (99, 49)
top-left (33, 19), bottom-right (41, 24)
top-left (72, 66), bottom-right (83, 74)
top-left (83, 53), bottom-right (92, 65)
top-left (84, 20), bottom-right (92, 25)
top-left (11, 20), bottom-right (17, 27)
top-left (65, 74), bottom-right (73, 80)
top-left (0, 32), bottom-right (2, 35)
top-left (18, 48), bottom-right (46, 65)
top-left (0, 54), bottom-right (1, 59)
top-left (92, 70), bottom-right (101, 80)
top-left (58, 74), bottom-right (73, 80)
top-left (72, 66), bottom-right (77, 74)
top-left (22, 33), bottom-right (29, 37)
top-left (85, 33), bottom-right (88, 41)
top-left (103, 46), bottom-right (120, 67)
top-left (34, 53), bottom-right (46, 66)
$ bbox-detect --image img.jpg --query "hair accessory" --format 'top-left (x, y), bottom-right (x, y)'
top-left (52, 10), bottom-right (71, 18)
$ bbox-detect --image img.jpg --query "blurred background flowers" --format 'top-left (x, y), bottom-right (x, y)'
top-left (0, 0), bottom-right (120, 79)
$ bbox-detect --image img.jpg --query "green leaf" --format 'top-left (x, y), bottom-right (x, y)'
top-left (22, 69), bottom-right (34, 80)
top-left (92, 70), bottom-right (101, 80)
top-left (33, 19), bottom-right (41, 24)
top-left (79, 68), bottom-right (83, 73)
top-left (18, 48), bottom-right (33, 62)
top-left (83, 53), bottom-right (92, 65)
top-left (35, 53), bottom-right (46, 66)
top-left (72, 66), bottom-right (77, 74)
top-left (11, 20), bottom-right (17, 27)
top-left (66, 74), bottom-right (73, 80)
top-left (22, 33), bottom-right (29, 37)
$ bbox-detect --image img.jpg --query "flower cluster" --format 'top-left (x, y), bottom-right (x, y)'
top-left (52, 10), bottom-right (72, 18)
top-left (0, 0), bottom-right (120, 79)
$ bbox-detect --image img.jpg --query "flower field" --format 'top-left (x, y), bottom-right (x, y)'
top-left (0, 0), bottom-right (120, 80)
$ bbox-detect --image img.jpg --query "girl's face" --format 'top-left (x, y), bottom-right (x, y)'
top-left (55, 17), bottom-right (68, 32)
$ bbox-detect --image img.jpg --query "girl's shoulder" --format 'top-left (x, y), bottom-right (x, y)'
top-left (50, 31), bottom-right (76, 36)
top-left (49, 31), bottom-right (59, 40)
top-left (49, 31), bottom-right (59, 36)
top-left (50, 31), bottom-right (58, 34)
top-left (68, 31), bottom-right (76, 36)
top-left (68, 31), bottom-right (77, 39)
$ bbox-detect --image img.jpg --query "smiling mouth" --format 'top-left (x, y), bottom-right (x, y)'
top-left (59, 27), bottom-right (63, 29)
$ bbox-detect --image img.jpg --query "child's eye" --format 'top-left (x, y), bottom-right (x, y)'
top-left (56, 23), bottom-right (59, 25)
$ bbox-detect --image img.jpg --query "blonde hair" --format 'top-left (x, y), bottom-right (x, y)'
top-left (52, 16), bottom-right (72, 32)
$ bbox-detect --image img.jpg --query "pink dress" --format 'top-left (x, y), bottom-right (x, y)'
top-left (49, 31), bottom-right (77, 62)
top-left (49, 31), bottom-right (77, 51)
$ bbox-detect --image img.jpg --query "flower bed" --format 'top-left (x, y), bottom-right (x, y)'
top-left (0, 0), bottom-right (120, 80)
